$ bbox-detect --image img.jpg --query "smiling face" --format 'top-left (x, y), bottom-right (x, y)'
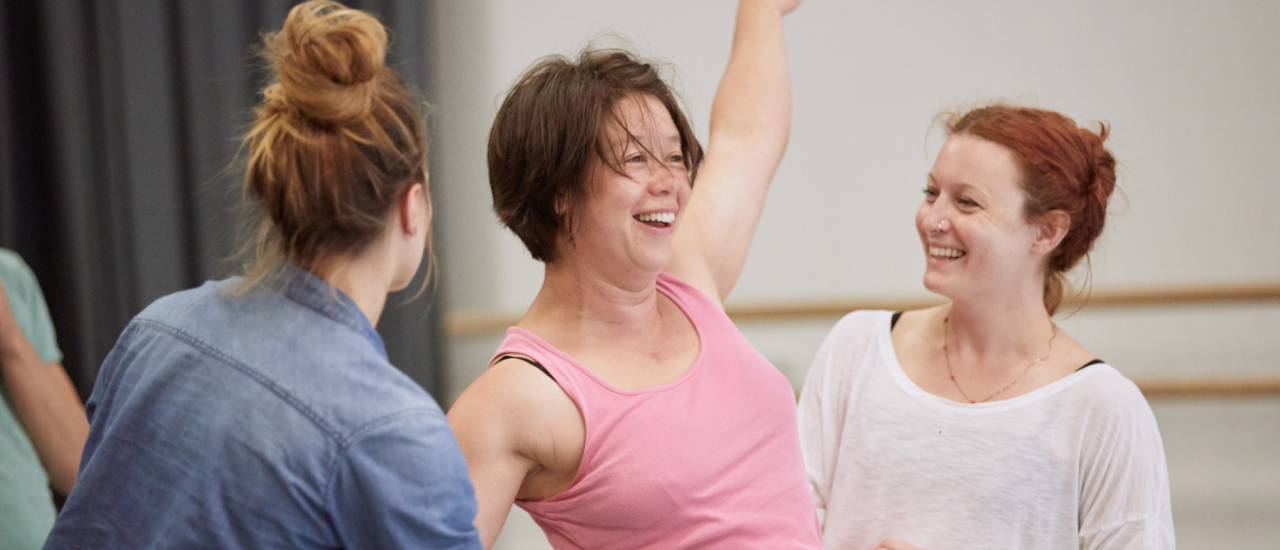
top-left (559, 93), bottom-right (691, 278)
top-left (917, 134), bottom-right (1048, 301)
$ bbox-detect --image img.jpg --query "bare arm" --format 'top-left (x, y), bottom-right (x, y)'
top-left (447, 360), bottom-right (584, 549)
top-left (0, 281), bottom-right (88, 496)
top-left (668, 0), bottom-right (801, 303)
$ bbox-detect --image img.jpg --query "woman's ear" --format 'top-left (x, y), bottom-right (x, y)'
top-left (399, 182), bottom-right (427, 237)
top-left (553, 191), bottom-right (568, 217)
top-left (1032, 210), bottom-right (1071, 254)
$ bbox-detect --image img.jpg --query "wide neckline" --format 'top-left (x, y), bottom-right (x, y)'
top-left (878, 311), bottom-right (1103, 413)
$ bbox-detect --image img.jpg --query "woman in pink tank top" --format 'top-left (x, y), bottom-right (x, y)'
top-left (446, 1), bottom-right (820, 548)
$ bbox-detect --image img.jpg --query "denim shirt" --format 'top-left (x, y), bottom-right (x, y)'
top-left (45, 267), bottom-right (481, 549)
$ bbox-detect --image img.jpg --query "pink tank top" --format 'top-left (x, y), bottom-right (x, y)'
top-left (491, 273), bottom-right (822, 549)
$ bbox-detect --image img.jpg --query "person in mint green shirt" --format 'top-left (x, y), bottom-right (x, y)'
top-left (0, 248), bottom-right (89, 550)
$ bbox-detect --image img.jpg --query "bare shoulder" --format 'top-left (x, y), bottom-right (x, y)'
top-left (447, 358), bottom-right (586, 543)
top-left (447, 358), bottom-right (585, 500)
top-left (448, 358), bottom-right (582, 451)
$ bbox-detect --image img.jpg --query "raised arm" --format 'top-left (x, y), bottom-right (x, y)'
top-left (668, 0), bottom-right (800, 303)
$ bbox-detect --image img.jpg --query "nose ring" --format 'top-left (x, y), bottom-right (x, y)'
top-left (934, 219), bottom-right (950, 233)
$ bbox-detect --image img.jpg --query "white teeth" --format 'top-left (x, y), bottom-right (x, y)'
top-left (636, 212), bottom-right (675, 224)
top-left (929, 246), bottom-right (965, 259)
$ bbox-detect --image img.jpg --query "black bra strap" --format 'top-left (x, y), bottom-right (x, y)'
top-left (890, 311), bottom-right (903, 332)
top-left (496, 354), bottom-right (555, 381)
top-left (1076, 358), bottom-right (1104, 372)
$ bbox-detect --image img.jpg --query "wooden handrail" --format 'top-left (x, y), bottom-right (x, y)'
top-left (1135, 378), bottom-right (1280, 399)
top-left (726, 281), bottom-right (1280, 322)
top-left (444, 282), bottom-right (1280, 399)
top-left (445, 281), bottom-right (1280, 336)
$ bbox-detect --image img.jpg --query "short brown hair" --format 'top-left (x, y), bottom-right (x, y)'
top-left (488, 49), bottom-right (703, 263)
top-left (944, 104), bottom-right (1116, 314)
top-left (240, 0), bottom-right (429, 286)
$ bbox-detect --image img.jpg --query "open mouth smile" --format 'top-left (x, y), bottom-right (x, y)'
top-left (929, 246), bottom-right (966, 259)
top-left (634, 212), bottom-right (675, 228)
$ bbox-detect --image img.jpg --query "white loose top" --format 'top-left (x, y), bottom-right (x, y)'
top-left (798, 311), bottom-right (1175, 550)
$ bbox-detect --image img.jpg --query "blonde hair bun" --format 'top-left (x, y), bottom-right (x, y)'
top-left (265, 0), bottom-right (388, 126)
top-left (240, 0), bottom-right (429, 289)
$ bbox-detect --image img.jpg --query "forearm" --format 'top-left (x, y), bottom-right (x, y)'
top-left (669, 0), bottom-right (796, 300)
top-left (709, 0), bottom-right (792, 164)
top-left (1, 341), bottom-right (88, 495)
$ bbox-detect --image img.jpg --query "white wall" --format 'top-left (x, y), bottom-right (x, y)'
top-left (431, 0), bottom-right (1280, 313)
top-left (427, 1), bottom-right (1280, 548)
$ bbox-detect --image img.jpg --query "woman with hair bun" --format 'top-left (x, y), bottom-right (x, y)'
top-left (44, 2), bottom-right (480, 549)
top-left (798, 105), bottom-right (1175, 550)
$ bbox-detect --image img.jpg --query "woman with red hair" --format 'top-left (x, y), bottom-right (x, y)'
top-left (798, 105), bottom-right (1175, 550)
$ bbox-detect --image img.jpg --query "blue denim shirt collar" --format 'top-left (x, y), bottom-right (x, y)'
top-left (273, 263), bottom-right (387, 361)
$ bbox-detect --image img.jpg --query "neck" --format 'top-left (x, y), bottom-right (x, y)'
top-left (524, 256), bottom-right (662, 338)
top-left (324, 248), bottom-right (395, 328)
top-left (943, 278), bottom-right (1055, 361)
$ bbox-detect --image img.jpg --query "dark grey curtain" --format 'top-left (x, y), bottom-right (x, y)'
top-left (0, 0), bottom-right (442, 400)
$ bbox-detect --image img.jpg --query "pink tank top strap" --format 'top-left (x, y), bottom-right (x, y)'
top-left (655, 271), bottom-right (751, 360)
top-left (653, 271), bottom-right (720, 328)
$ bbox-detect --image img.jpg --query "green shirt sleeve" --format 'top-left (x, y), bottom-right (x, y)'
top-left (0, 249), bottom-right (62, 365)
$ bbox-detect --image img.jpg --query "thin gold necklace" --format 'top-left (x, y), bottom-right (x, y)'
top-left (943, 316), bottom-right (1059, 404)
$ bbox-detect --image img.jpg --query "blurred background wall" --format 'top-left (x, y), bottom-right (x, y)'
top-left (425, 1), bottom-right (1280, 548)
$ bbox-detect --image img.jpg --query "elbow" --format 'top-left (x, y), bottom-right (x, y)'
top-left (50, 464), bottom-right (78, 497)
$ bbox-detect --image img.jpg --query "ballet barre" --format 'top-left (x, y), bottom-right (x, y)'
top-left (445, 281), bottom-right (1280, 399)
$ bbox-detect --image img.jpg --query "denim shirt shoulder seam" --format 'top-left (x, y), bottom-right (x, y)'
top-left (322, 407), bottom-right (443, 508)
top-left (132, 317), bottom-right (344, 442)
top-left (338, 407), bottom-right (441, 449)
